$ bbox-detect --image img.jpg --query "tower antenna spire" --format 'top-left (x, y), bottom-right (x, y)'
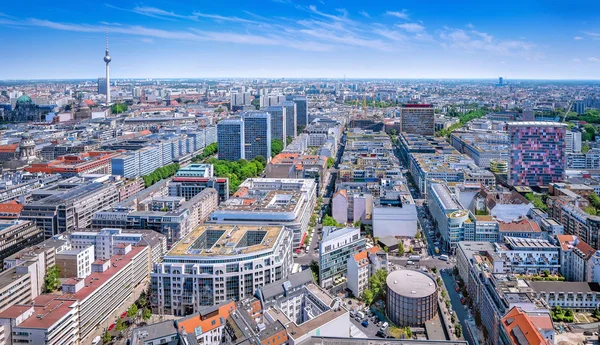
top-left (105, 27), bottom-right (109, 51)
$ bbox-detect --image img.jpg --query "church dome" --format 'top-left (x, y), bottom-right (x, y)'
top-left (16, 95), bottom-right (32, 104)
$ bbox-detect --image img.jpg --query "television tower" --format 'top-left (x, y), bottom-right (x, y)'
top-left (103, 29), bottom-right (112, 104)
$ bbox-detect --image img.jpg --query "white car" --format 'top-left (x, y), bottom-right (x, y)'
top-left (407, 260), bottom-right (414, 265)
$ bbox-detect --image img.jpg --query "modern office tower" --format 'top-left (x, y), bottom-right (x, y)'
top-left (0, 220), bottom-right (43, 268)
top-left (400, 104), bottom-right (435, 136)
top-left (241, 112), bottom-right (271, 161)
top-left (21, 182), bottom-right (120, 238)
top-left (217, 119), bottom-right (245, 161)
top-left (289, 96), bottom-right (308, 129)
top-left (264, 105), bottom-right (286, 143)
top-left (230, 92), bottom-right (251, 106)
top-left (98, 78), bottom-right (107, 95)
top-left (498, 77), bottom-right (504, 85)
top-left (319, 226), bottom-right (366, 289)
top-left (508, 122), bottom-right (567, 187)
top-left (281, 101), bottom-right (297, 139)
top-left (150, 224), bottom-right (293, 314)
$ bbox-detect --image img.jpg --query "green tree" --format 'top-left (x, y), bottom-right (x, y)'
top-left (127, 303), bottom-right (138, 317)
top-left (327, 157), bottom-right (335, 169)
top-left (286, 136), bottom-right (293, 145)
top-left (368, 269), bottom-right (389, 302)
top-left (254, 155), bottom-right (266, 167)
top-left (103, 331), bottom-right (112, 344)
top-left (455, 324), bottom-right (462, 338)
top-left (251, 98), bottom-right (260, 110)
top-left (115, 318), bottom-right (126, 331)
top-left (322, 215), bottom-right (342, 227)
top-left (142, 308), bottom-right (152, 321)
top-left (398, 241), bottom-right (405, 256)
top-left (361, 289), bottom-right (374, 305)
top-left (43, 266), bottom-right (61, 293)
top-left (310, 260), bottom-right (320, 283)
top-left (271, 139), bottom-right (284, 157)
top-left (583, 143), bottom-right (591, 153)
top-left (524, 193), bottom-right (547, 211)
top-left (111, 102), bottom-right (128, 114)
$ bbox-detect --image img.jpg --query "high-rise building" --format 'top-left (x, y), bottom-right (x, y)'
top-left (282, 101), bottom-right (297, 139)
top-left (498, 77), bottom-right (504, 85)
top-left (319, 226), bottom-right (365, 289)
top-left (508, 122), bottom-right (567, 187)
top-left (217, 119), bottom-right (245, 161)
top-left (230, 92), bottom-right (251, 107)
top-left (98, 78), bottom-right (107, 95)
top-left (400, 104), bottom-right (435, 136)
top-left (241, 112), bottom-right (271, 161)
top-left (288, 96), bottom-right (307, 129)
top-left (264, 105), bottom-right (286, 143)
top-left (574, 100), bottom-right (586, 115)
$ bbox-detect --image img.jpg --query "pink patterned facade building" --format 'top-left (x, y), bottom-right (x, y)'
top-left (508, 122), bottom-right (567, 187)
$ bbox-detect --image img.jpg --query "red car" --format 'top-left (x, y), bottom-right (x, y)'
top-left (108, 323), bottom-right (115, 331)
top-left (121, 311), bottom-right (127, 319)
top-left (455, 286), bottom-right (459, 292)
top-left (461, 298), bottom-right (466, 305)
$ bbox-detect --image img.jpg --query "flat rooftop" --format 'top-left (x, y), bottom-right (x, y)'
top-left (387, 270), bottom-right (437, 298)
top-left (168, 224), bottom-right (284, 257)
top-left (529, 281), bottom-right (600, 294)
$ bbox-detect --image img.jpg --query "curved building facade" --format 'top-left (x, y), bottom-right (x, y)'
top-left (386, 270), bottom-right (438, 326)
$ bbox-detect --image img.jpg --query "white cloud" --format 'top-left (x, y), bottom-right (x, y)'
top-left (141, 38), bottom-right (154, 44)
top-left (386, 10), bottom-right (409, 20)
top-left (572, 58), bottom-right (581, 62)
top-left (396, 23), bottom-right (424, 33)
top-left (584, 32), bottom-right (600, 40)
top-left (308, 5), bottom-right (354, 24)
top-left (439, 27), bottom-right (536, 57)
top-left (192, 12), bottom-right (259, 24)
top-left (466, 23), bottom-right (474, 29)
top-left (574, 36), bottom-right (583, 40)
top-left (359, 11), bottom-right (370, 18)
top-left (589, 57), bottom-right (600, 62)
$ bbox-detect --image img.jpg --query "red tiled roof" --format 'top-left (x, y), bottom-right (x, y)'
top-left (0, 144), bottom-right (18, 153)
top-left (498, 219), bottom-right (541, 233)
top-left (501, 307), bottom-right (549, 345)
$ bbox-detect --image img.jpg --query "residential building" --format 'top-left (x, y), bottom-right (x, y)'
top-left (400, 104), bottom-right (435, 136)
top-left (495, 237), bottom-right (560, 275)
top-left (530, 281), bottom-right (600, 309)
top-left (347, 247), bottom-right (388, 298)
top-left (169, 176), bottom-right (229, 202)
top-left (557, 234), bottom-right (599, 282)
top-left (55, 245), bottom-right (95, 278)
top-left (507, 122), bottom-right (567, 187)
top-left (319, 226), bottom-right (366, 289)
top-left (151, 224), bottom-right (293, 315)
top-left (218, 119), bottom-right (245, 161)
top-left (0, 244), bottom-right (151, 343)
top-left (500, 307), bottom-right (553, 345)
top-left (266, 154), bottom-right (327, 194)
top-left (26, 151), bottom-right (118, 177)
top-left (372, 205), bottom-right (418, 239)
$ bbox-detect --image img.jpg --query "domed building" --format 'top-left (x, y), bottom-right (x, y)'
top-left (9, 94), bottom-right (44, 122)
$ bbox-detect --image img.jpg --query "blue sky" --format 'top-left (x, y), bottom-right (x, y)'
top-left (1, 0), bottom-right (600, 79)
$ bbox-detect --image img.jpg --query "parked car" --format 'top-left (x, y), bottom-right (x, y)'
top-left (407, 260), bottom-right (414, 265)
top-left (381, 322), bottom-right (389, 330)
top-left (361, 320), bottom-right (369, 327)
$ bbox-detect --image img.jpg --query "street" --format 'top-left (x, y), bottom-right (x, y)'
top-left (441, 270), bottom-right (474, 345)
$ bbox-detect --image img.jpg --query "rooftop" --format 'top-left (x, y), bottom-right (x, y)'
top-left (386, 269), bottom-right (437, 298)
top-left (528, 281), bottom-right (600, 294)
top-left (168, 224), bottom-right (285, 257)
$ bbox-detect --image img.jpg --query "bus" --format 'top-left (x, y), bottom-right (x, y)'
top-left (439, 254), bottom-right (449, 261)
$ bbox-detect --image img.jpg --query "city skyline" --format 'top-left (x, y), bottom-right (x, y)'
top-left (1, 0), bottom-right (600, 80)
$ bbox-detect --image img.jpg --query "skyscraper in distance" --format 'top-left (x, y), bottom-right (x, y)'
top-left (507, 122), bottom-right (567, 187)
top-left (98, 78), bottom-right (107, 96)
top-left (217, 119), bottom-right (245, 161)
